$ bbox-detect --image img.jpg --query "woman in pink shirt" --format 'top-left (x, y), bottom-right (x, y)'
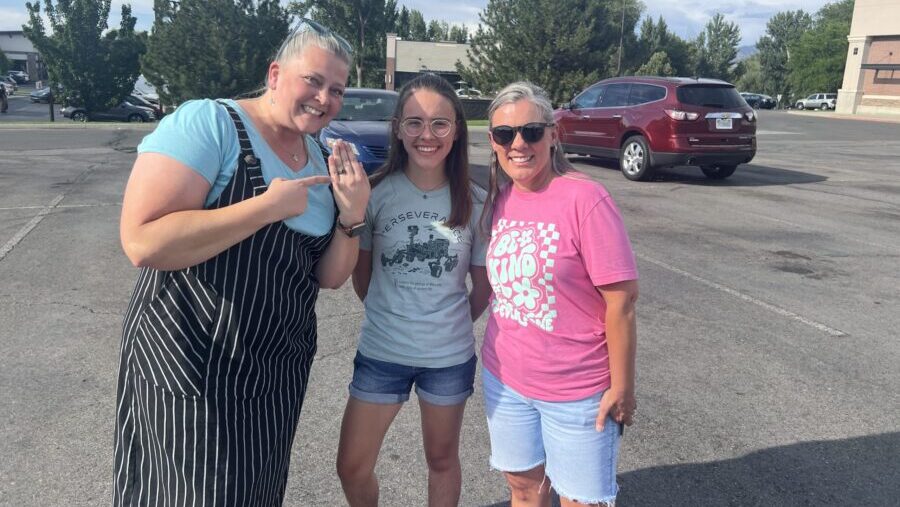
top-left (480, 82), bottom-right (639, 507)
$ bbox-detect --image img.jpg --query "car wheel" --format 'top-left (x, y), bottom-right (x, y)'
top-left (819, 103), bottom-right (829, 111)
top-left (71, 111), bottom-right (87, 122)
top-left (796, 103), bottom-right (804, 110)
top-left (700, 164), bottom-right (737, 180)
top-left (620, 136), bottom-right (654, 181)
top-left (128, 113), bottom-right (145, 123)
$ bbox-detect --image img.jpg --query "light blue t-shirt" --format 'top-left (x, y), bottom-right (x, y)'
top-left (358, 171), bottom-right (490, 368)
top-left (137, 98), bottom-right (335, 236)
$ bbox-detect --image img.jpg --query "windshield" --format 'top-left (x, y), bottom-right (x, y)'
top-left (334, 93), bottom-right (398, 121)
top-left (677, 85), bottom-right (744, 109)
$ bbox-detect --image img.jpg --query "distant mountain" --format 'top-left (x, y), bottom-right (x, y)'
top-left (736, 45), bottom-right (758, 61)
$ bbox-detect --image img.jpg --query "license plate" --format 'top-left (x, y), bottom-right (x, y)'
top-left (715, 118), bottom-right (733, 130)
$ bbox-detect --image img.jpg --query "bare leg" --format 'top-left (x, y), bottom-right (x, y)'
top-left (504, 466), bottom-right (552, 507)
top-left (336, 397), bottom-right (403, 507)
top-left (419, 399), bottom-right (467, 507)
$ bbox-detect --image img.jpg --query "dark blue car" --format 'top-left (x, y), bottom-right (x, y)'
top-left (318, 88), bottom-right (398, 174)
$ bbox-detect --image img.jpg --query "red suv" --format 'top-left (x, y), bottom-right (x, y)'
top-left (554, 77), bottom-right (756, 181)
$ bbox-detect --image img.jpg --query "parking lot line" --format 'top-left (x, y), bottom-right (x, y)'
top-left (637, 252), bottom-right (848, 337)
top-left (0, 194), bottom-right (65, 263)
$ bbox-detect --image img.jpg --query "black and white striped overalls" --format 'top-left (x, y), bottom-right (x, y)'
top-left (113, 102), bottom-right (334, 506)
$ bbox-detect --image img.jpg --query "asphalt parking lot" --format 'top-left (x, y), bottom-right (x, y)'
top-left (1, 111), bottom-right (899, 506)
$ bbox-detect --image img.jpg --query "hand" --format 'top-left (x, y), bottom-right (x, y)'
top-left (261, 175), bottom-right (331, 223)
top-left (596, 387), bottom-right (636, 432)
top-left (328, 140), bottom-right (370, 224)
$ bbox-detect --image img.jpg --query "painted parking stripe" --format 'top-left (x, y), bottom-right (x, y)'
top-left (637, 252), bottom-right (847, 337)
top-left (0, 194), bottom-right (64, 263)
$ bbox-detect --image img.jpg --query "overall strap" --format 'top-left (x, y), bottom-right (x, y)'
top-left (216, 100), bottom-right (267, 197)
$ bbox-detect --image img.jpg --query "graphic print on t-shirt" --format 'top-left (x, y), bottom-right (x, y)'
top-left (380, 217), bottom-right (462, 282)
top-left (488, 218), bottom-right (560, 331)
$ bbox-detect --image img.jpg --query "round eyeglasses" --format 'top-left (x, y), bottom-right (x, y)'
top-left (399, 118), bottom-right (455, 138)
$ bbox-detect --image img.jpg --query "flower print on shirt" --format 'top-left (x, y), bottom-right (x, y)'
top-left (487, 218), bottom-right (560, 331)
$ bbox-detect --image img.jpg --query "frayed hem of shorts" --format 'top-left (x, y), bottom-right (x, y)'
top-left (547, 473), bottom-right (618, 506)
top-left (488, 458), bottom-right (546, 474)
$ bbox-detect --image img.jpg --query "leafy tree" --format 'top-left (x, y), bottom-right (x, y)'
top-left (788, 0), bottom-right (853, 98)
top-left (756, 10), bottom-right (812, 105)
top-left (632, 16), bottom-right (692, 76)
top-left (735, 54), bottom-right (764, 92)
top-left (448, 24), bottom-right (469, 44)
top-left (459, 0), bottom-right (643, 105)
top-left (395, 5), bottom-right (410, 38)
top-left (408, 9), bottom-right (427, 41)
top-left (292, 0), bottom-right (398, 88)
top-left (693, 13), bottom-right (741, 80)
top-left (144, 0), bottom-right (288, 105)
top-left (0, 50), bottom-right (9, 75)
top-left (635, 51), bottom-right (675, 76)
top-left (427, 19), bottom-right (446, 41)
top-left (24, 0), bottom-right (145, 111)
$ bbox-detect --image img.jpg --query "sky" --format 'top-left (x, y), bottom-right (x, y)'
top-left (1, 0), bottom-right (837, 47)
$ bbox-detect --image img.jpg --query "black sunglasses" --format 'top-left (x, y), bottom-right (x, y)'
top-left (489, 122), bottom-right (555, 146)
top-left (276, 17), bottom-right (354, 61)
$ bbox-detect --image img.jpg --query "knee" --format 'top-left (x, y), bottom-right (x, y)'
top-left (424, 448), bottom-right (459, 474)
top-left (336, 453), bottom-right (371, 484)
top-left (506, 473), bottom-right (547, 502)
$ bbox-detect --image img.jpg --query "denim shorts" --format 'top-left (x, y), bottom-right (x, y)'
top-left (348, 352), bottom-right (477, 406)
top-left (482, 368), bottom-right (621, 505)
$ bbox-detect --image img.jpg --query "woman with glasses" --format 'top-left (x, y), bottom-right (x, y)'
top-left (335, 73), bottom-right (492, 506)
top-left (113, 19), bottom-right (369, 506)
top-left (480, 82), bottom-right (639, 507)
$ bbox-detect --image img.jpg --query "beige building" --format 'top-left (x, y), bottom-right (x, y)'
top-left (0, 31), bottom-right (43, 81)
top-left (384, 34), bottom-right (471, 91)
top-left (836, 0), bottom-right (900, 116)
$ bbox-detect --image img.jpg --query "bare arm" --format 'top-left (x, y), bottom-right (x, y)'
top-left (468, 266), bottom-right (491, 321)
top-left (594, 279), bottom-right (639, 431)
top-left (120, 153), bottom-right (330, 271)
top-left (350, 249), bottom-right (373, 301)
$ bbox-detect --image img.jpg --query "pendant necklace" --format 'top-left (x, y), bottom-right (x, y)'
top-left (420, 179), bottom-right (447, 199)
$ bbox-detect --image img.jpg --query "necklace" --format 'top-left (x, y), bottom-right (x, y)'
top-left (418, 179), bottom-right (448, 199)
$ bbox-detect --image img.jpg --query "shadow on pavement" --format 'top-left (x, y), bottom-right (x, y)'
top-left (481, 432), bottom-right (900, 506)
top-left (570, 156), bottom-right (829, 187)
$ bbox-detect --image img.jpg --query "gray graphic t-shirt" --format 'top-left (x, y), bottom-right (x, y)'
top-left (358, 171), bottom-right (489, 367)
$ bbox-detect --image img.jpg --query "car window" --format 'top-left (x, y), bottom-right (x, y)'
top-left (572, 85), bottom-right (605, 109)
top-left (676, 85), bottom-right (744, 108)
top-left (334, 93), bottom-right (398, 121)
top-left (628, 84), bottom-right (666, 105)
top-left (598, 83), bottom-right (631, 107)
top-left (826, 94), bottom-right (836, 99)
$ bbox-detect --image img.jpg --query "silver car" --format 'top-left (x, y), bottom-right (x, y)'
top-left (795, 93), bottom-right (836, 110)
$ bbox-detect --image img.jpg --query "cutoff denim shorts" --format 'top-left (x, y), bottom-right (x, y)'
top-left (482, 368), bottom-right (621, 505)
top-left (348, 351), bottom-right (477, 406)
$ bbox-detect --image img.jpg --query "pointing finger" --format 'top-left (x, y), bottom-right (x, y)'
top-left (297, 175), bottom-right (332, 187)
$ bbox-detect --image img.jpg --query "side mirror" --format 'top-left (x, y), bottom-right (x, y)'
top-left (560, 101), bottom-right (572, 110)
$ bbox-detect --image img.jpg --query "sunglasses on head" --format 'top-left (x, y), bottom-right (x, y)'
top-left (276, 17), bottom-right (354, 61)
top-left (399, 117), bottom-right (455, 138)
top-left (489, 122), bottom-right (554, 146)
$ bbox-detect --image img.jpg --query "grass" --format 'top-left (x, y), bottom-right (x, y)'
top-left (466, 119), bottom-right (489, 127)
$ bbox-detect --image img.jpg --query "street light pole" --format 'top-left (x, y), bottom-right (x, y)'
top-left (617, 0), bottom-right (626, 76)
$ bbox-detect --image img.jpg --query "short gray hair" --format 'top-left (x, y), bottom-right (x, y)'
top-left (275, 26), bottom-right (352, 67)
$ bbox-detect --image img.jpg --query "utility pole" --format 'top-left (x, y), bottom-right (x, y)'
top-left (616, 0), bottom-right (626, 76)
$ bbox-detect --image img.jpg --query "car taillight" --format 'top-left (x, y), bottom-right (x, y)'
top-left (744, 111), bottom-right (756, 122)
top-left (665, 109), bottom-right (699, 121)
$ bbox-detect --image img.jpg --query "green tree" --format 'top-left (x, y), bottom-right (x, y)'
top-left (459, 0), bottom-right (643, 105)
top-left (143, 0), bottom-right (288, 105)
top-left (427, 19), bottom-right (446, 41)
top-left (635, 51), bottom-right (675, 76)
top-left (0, 50), bottom-right (9, 74)
top-left (292, 0), bottom-right (398, 88)
top-left (24, 0), bottom-right (145, 112)
top-left (693, 13), bottom-right (741, 80)
top-left (395, 5), bottom-right (410, 38)
top-left (408, 9), bottom-right (427, 41)
top-left (632, 16), bottom-right (692, 75)
top-left (788, 0), bottom-right (853, 98)
top-left (756, 10), bottom-right (813, 105)
top-left (448, 24), bottom-right (468, 44)
top-left (735, 54), bottom-right (764, 92)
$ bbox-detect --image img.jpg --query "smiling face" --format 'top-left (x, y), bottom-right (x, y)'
top-left (268, 44), bottom-right (350, 133)
top-left (489, 99), bottom-right (557, 192)
top-left (397, 89), bottom-right (457, 175)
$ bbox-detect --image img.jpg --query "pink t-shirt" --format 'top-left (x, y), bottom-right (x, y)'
top-left (482, 174), bottom-right (638, 401)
